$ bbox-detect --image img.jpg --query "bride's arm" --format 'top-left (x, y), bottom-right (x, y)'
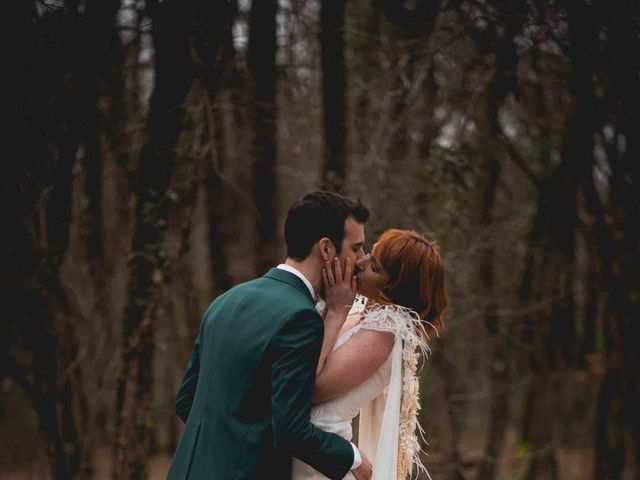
top-left (313, 328), bottom-right (395, 404)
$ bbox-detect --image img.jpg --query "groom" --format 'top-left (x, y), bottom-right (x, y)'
top-left (167, 191), bottom-right (373, 480)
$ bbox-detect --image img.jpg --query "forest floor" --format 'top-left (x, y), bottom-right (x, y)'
top-left (1, 445), bottom-right (596, 480)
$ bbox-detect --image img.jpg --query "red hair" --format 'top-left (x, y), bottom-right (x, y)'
top-left (373, 229), bottom-right (447, 333)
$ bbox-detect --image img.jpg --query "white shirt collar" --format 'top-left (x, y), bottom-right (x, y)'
top-left (276, 264), bottom-right (315, 300)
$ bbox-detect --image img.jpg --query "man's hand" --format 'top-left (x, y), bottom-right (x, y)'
top-left (322, 257), bottom-right (357, 317)
top-left (351, 450), bottom-right (373, 480)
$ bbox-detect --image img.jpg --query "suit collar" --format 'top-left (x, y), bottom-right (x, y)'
top-left (263, 268), bottom-right (316, 303)
top-left (276, 264), bottom-right (315, 299)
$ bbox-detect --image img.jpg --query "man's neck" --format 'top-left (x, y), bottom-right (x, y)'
top-left (283, 258), bottom-right (321, 297)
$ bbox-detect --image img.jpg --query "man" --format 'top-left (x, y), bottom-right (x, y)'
top-left (167, 191), bottom-right (373, 479)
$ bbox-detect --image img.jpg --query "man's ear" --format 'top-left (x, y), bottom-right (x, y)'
top-left (319, 237), bottom-right (332, 260)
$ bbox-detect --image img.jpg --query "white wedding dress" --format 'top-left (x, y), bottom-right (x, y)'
top-left (291, 299), bottom-right (431, 480)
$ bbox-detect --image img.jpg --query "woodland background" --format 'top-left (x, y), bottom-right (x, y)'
top-left (3, 0), bottom-right (639, 479)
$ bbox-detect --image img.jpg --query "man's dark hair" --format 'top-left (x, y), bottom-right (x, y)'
top-left (284, 191), bottom-right (370, 260)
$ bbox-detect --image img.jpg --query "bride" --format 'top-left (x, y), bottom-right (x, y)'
top-left (292, 228), bottom-right (447, 480)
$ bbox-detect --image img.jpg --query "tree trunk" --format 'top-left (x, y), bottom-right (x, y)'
top-left (473, 4), bottom-right (523, 476)
top-left (112, 1), bottom-right (197, 477)
top-left (248, 0), bottom-right (279, 275)
top-left (320, 0), bottom-right (347, 192)
top-left (3, 3), bottom-right (94, 477)
top-left (204, 97), bottom-right (232, 296)
top-left (352, 2), bottom-right (380, 155)
top-left (79, 0), bottom-right (122, 270)
top-left (373, 0), bottom-right (442, 228)
top-left (517, 1), bottom-right (602, 476)
top-left (414, 66), bottom-right (440, 229)
top-left (474, 152), bottom-right (505, 480)
top-left (588, 0), bottom-right (640, 476)
top-left (194, 0), bottom-right (234, 294)
top-left (473, 136), bottom-right (506, 480)
top-left (520, 376), bottom-right (559, 480)
top-left (431, 346), bottom-right (466, 480)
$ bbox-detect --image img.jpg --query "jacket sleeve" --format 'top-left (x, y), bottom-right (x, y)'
top-left (175, 320), bottom-right (204, 423)
top-left (270, 310), bottom-right (354, 479)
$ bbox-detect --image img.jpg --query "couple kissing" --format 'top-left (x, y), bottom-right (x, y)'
top-left (167, 191), bottom-right (447, 480)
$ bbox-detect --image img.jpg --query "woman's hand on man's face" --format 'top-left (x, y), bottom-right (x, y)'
top-left (322, 256), bottom-right (357, 316)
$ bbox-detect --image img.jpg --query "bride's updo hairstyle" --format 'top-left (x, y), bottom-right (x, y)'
top-left (373, 229), bottom-right (447, 332)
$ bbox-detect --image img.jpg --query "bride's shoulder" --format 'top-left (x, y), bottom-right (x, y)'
top-left (358, 300), bottom-right (426, 340)
top-left (360, 304), bottom-right (401, 334)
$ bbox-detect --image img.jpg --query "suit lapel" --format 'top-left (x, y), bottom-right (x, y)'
top-left (263, 268), bottom-right (315, 304)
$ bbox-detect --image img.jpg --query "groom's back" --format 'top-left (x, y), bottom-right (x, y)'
top-left (168, 270), bottom-right (321, 480)
top-left (198, 275), bottom-right (313, 417)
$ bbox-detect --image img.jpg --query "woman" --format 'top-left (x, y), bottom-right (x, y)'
top-left (292, 229), bottom-right (447, 480)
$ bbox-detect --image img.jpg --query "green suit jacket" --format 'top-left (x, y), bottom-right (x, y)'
top-left (166, 268), bottom-right (354, 480)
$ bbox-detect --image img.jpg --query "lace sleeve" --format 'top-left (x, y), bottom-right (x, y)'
top-left (358, 305), bottom-right (402, 336)
top-left (357, 301), bottom-right (431, 342)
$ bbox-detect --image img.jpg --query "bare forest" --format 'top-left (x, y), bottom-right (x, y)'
top-left (3, 0), bottom-right (639, 479)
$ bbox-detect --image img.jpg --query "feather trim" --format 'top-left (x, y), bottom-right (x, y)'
top-left (354, 297), bottom-right (436, 480)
